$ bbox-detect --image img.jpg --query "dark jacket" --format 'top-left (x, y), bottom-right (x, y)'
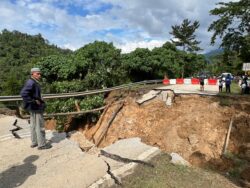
top-left (20, 78), bottom-right (45, 112)
top-left (225, 76), bottom-right (232, 85)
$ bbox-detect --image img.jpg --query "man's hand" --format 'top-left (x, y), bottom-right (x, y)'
top-left (35, 100), bottom-right (41, 105)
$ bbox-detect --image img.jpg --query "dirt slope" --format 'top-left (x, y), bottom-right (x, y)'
top-left (84, 93), bottom-right (250, 168)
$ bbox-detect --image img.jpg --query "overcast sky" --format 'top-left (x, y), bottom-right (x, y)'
top-left (0, 0), bottom-right (234, 53)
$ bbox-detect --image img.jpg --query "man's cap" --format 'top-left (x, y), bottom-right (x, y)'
top-left (31, 68), bottom-right (41, 73)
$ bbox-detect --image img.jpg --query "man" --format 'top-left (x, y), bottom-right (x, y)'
top-left (218, 78), bottom-right (223, 93)
top-left (225, 74), bottom-right (232, 93)
top-left (20, 68), bottom-right (52, 150)
top-left (199, 76), bottom-right (204, 91)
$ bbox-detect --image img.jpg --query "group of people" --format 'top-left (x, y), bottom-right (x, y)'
top-left (200, 73), bottom-right (249, 94)
top-left (218, 74), bottom-right (233, 93)
top-left (199, 74), bottom-right (233, 93)
top-left (240, 74), bottom-right (249, 94)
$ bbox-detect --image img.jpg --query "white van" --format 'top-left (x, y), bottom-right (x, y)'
top-left (218, 73), bottom-right (233, 81)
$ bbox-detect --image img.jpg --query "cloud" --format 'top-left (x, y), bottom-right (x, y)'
top-left (115, 40), bottom-right (167, 54)
top-left (0, 0), bottom-right (232, 53)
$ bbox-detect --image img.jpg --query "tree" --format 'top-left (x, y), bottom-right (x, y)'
top-left (170, 19), bottom-right (201, 52)
top-left (170, 19), bottom-right (201, 77)
top-left (208, 0), bottom-right (250, 61)
top-left (122, 48), bottom-right (153, 81)
top-left (74, 41), bottom-right (126, 88)
top-left (0, 29), bottom-right (72, 95)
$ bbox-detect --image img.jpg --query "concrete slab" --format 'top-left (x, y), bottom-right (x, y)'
top-left (0, 137), bottom-right (107, 188)
top-left (0, 116), bottom-right (160, 188)
top-left (90, 138), bottom-right (160, 187)
top-left (136, 90), bottom-right (161, 104)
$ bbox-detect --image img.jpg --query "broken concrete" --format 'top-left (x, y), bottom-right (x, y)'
top-left (0, 116), bottom-right (160, 188)
top-left (170, 152), bottom-right (191, 167)
top-left (136, 90), bottom-right (161, 104)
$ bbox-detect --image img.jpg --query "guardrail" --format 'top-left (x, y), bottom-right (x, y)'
top-left (0, 80), bottom-right (163, 102)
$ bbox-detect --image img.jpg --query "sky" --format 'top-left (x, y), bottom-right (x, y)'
top-left (0, 0), bottom-right (234, 53)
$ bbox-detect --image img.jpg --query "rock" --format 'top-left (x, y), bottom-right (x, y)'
top-left (157, 90), bottom-right (175, 106)
top-left (69, 131), bottom-right (95, 152)
top-left (170, 152), bottom-right (191, 166)
top-left (125, 118), bottom-right (134, 124)
top-left (188, 134), bottom-right (199, 145)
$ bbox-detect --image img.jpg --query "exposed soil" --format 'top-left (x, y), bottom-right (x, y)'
top-left (85, 93), bottom-right (249, 162)
top-left (80, 90), bottom-right (250, 184)
top-left (44, 88), bottom-right (250, 185)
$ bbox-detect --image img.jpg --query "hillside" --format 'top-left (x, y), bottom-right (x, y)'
top-left (0, 29), bottom-right (72, 95)
top-left (204, 48), bottom-right (224, 58)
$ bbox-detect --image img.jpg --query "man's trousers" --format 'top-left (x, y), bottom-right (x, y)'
top-left (29, 111), bottom-right (46, 147)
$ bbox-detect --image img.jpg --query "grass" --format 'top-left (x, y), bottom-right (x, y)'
top-left (216, 82), bottom-right (250, 106)
top-left (219, 82), bottom-right (241, 95)
top-left (223, 152), bottom-right (249, 179)
top-left (111, 153), bottom-right (238, 188)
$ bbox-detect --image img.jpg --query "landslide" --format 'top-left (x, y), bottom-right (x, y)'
top-left (82, 90), bottom-right (250, 169)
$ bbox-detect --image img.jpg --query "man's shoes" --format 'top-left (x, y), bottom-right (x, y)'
top-left (38, 144), bottom-right (52, 150)
top-left (30, 144), bottom-right (38, 148)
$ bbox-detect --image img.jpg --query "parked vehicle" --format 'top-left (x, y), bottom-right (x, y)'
top-left (218, 73), bottom-right (234, 81)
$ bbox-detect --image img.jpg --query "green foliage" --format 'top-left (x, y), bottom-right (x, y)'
top-left (1, 30), bottom-right (208, 121)
top-left (208, 0), bottom-right (250, 61)
top-left (36, 55), bottom-right (78, 83)
top-left (45, 95), bottom-right (104, 114)
top-left (78, 95), bottom-right (104, 110)
top-left (0, 29), bottom-right (207, 97)
top-left (0, 29), bottom-right (72, 95)
top-left (206, 51), bottom-right (245, 76)
top-left (170, 19), bottom-right (202, 78)
top-left (48, 80), bottom-right (87, 93)
top-left (1, 67), bottom-right (25, 95)
top-left (121, 42), bottom-right (205, 80)
top-left (122, 48), bottom-right (153, 81)
top-left (170, 19), bottom-right (202, 52)
top-left (74, 41), bottom-right (127, 89)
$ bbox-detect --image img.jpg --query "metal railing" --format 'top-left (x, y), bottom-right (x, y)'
top-left (0, 80), bottom-right (163, 102)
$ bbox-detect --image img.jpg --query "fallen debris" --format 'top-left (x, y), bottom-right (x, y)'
top-left (170, 152), bottom-right (191, 166)
top-left (157, 90), bottom-right (175, 106)
top-left (136, 90), bottom-right (161, 104)
top-left (83, 94), bottom-right (250, 168)
top-left (93, 101), bottom-right (124, 146)
top-left (136, 89), bottom-right (175, 106)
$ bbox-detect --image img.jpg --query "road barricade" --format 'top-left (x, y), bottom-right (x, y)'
top-left (170, 79), bottom-right (176, 85)
top-left (208, 79), bottom-right (217, 85)
top-left (184, 79), bottom-right (191, 84)
top-left (191, 78), bottom-right (200, 84)
top-left (176, 78), bottom-right (184, 84)
top-left (163, 79), bottom-right (170, 85)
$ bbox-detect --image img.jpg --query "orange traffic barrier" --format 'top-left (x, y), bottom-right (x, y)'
top-left (208, 79), bottom-right (217, 85)
top-left (163, 79), bottom-right (170, 85)
top-left (191, 78), bottom-right (200, 84)
top-left (176, 78), bottom-right (184, 84)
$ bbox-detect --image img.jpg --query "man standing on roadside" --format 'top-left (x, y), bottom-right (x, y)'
top-left (225, 74), bottom-right (232, 93)
top-left (20, 68), bottom-right (52, 150)
top-left (199, 76), bottom-right (205, 91)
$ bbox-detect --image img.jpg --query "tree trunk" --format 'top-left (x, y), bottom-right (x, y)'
top-left (182, 45), bottom-right (186, 78)
top-left (181, 66), bottom-right (184, 79)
